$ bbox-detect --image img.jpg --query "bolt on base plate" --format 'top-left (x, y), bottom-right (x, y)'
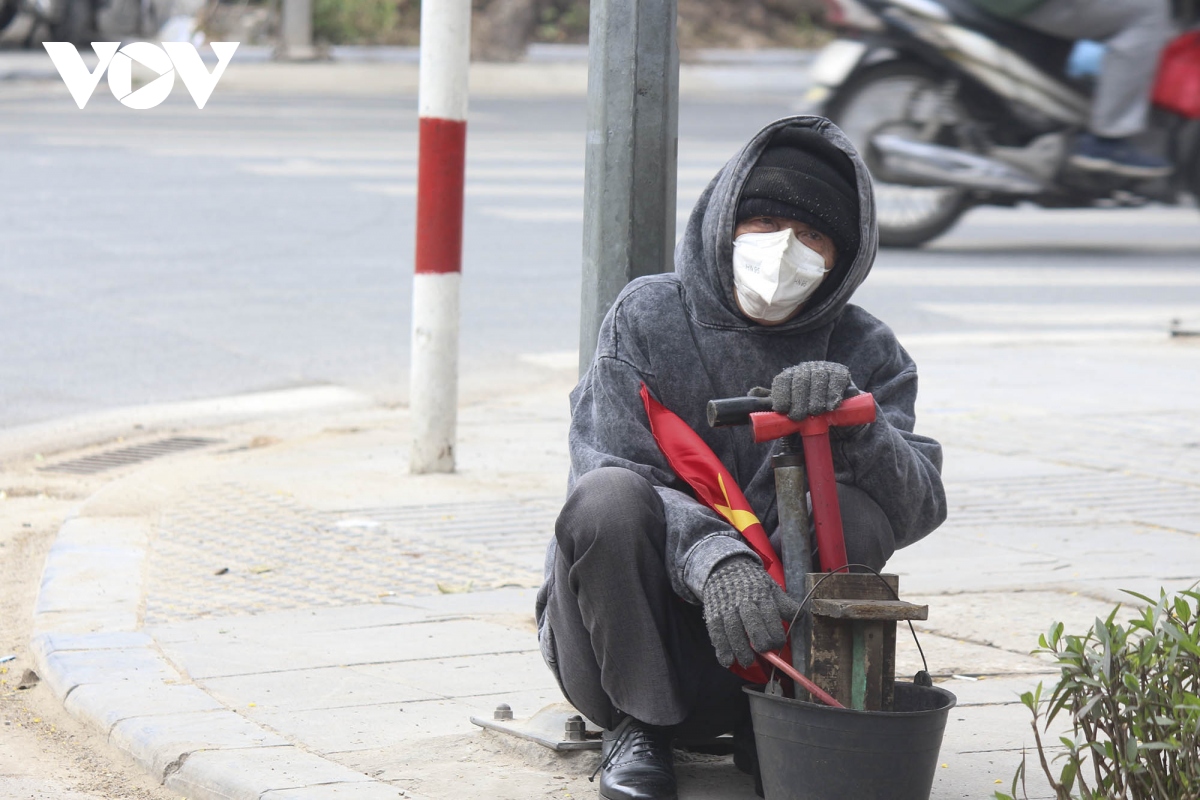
top-left (469, 702), bottom-right (602, 751)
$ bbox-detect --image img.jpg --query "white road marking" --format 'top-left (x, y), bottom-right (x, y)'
top-left (480, 206), bottom-right (696, 224)
top-left (900, 329), bottom-right (1168, 347)
top-left (871, 267), bottom-right (1200, 287)
top-left (957, 207), bottom-right (1199, 227)
top-left (916, 303), bottom-right (1200, 327)
top-left (519, 351), bottom-right (578, 371)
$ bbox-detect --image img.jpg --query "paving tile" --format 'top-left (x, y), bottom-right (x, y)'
top-left (455, 688), bottom-right (570, 722)
top-left (930, 747), bottom-right (1054, 800)
top-left (383, 587), bottom-right (541, 617)
top-left (201, 665), bottom-right (441, 713)
top-left (933, 675), bottom-right (1045, 707)
top-left (157, 619), bottom-right (539, 680)
top-left (262, 783), bottom-right (407, 799)
top-left (148, 604), bottom-right (434, 646)
top-left (353, 650), bottom-right (556, 698)
top-left (675, 757), bottom-right (760, 799)
top-left (298, 619), bottom-right (537, 666)
top-left (166, 745), bottom-right (379, 800)
top-left (908, 589), bottom-right (1121, 656)
top-left (939, 448), bottom-right (1083, 483)
top-left (885, 697), bottom-right (1065, 799)
top-left (111, 709), bottom-right (290, 779)
top-left (247, 697), bottom-right (492, 752)
top-left (895, 629), bottom-right (1057, 679)
top-left (890, 522), bottom-right (1200, 598)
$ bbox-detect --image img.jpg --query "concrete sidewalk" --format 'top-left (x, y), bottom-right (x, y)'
top-left (16, 330), bottom-right (1200, 800)
top-left (0, 44), bottom-right (815, 98)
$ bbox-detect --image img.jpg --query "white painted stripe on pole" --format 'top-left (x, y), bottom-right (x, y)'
top-left (418, 0), bottom-right (471, 121)
top-left (410, 271), bottom-right (460, 473)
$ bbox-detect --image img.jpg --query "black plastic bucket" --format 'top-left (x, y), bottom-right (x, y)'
top-left (744, 682), bottom-right (957, 800)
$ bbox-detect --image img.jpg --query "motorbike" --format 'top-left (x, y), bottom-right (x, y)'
top-left (803, 0), bottom-right (1200, 247)
top-left (1, 0), bottom-right (96, 44)
top-left (1, 0), bottom-right (153, 45)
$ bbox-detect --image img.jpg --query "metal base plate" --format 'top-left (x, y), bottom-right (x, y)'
top-left (470, 702), bottom-right (602, 751)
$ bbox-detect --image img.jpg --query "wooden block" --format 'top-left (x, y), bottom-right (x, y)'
top-left (810, 598), bottom-right (928, 621)
top-left (806, 572), bottom-right (899, 601)
top-left (805, 573), bottom-right (911, 711)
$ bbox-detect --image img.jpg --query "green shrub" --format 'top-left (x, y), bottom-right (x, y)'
top-left (534, 0), bottom-right (588, 43)
top-left (314, 0), bottom-right (408, 44)
top-left (997, 588), bottom-right (1200, 800)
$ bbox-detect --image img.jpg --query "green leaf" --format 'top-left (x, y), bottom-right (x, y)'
top-left (1123, 588), bottom-right (1154, 605)
top-left (1174, 595), bottom-right (1192, 625)
top-left (1074, 693), bottom-right (1103, 722)
top-left (1060, 759), bottom-right (1077, 793)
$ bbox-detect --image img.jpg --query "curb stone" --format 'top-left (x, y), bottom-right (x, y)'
top-left (31, 508), bottom-right (408, 799)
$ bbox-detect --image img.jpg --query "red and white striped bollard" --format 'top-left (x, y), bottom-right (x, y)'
top-left (410, 0), bottom-right (471, 474)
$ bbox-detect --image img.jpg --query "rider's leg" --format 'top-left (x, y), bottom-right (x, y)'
top-left (1019, 0), bottom-right (1173, 174)
top-left (1022, 0), bottom-right (1172, 138)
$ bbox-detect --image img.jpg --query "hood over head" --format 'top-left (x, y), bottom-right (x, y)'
top-left (675, 116), bottom-right (878, 334)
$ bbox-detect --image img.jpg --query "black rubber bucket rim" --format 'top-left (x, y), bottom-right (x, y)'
top-left (744, 681), bottom-right (958, 718)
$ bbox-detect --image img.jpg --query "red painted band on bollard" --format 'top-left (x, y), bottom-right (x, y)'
top-left (415, 116), bottom-right (467, 275)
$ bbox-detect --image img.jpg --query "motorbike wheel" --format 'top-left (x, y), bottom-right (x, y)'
top-left (0, 0), bottom-right (17, 31)
top-left (50, 0), bottom-right (95, 44)
top-left (826, 61), bottom-right (972, 248)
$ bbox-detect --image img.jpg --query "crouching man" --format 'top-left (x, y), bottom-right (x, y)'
top-left (535, 116), bottom-right (947, 800)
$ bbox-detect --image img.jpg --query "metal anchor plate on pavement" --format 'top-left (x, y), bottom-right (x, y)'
top-left (470, 701), bottom-right (602, 751)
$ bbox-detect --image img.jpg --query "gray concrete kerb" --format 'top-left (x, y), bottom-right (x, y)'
top-left (26, 390), bottom-right (411, 800)
top-left (32, 512), bottom-right (408, 799)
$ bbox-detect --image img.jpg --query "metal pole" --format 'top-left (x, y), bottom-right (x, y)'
top-left (410, 0), bottom-right (471, 474)
top-left (280, 0), bottom-right (314, 60)
top-left (773, 440), bottom-right (813, 686)
top-left (578, 0), bottom-right (679, 375)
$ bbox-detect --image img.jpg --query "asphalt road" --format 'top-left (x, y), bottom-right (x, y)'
top-left (2, 61), bottom-right (1200, 429)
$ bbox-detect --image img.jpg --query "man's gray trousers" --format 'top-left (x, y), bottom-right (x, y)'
top-left (539, 466), bottom-right (895, 734)
top-left (1019, 0), bottom-right (1172, 138)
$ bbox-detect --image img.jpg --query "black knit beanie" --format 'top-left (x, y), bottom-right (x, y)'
top-left (736, 128), bottom-right (860, 266)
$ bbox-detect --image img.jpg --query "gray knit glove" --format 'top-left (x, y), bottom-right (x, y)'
top-left (702, 557), bottom-right (801, 669)
top-left (770, 361), bottom-right (854, 421)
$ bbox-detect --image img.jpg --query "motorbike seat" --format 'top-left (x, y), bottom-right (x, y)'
top-left (933, 0), bottom-right (1076, 79)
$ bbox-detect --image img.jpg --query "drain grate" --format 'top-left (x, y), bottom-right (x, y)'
top-left (41, 436), bottom-right (223, 475)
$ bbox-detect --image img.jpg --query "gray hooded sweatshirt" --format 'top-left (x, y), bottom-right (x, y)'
top-left (537, 115), bottom-right (946, 625)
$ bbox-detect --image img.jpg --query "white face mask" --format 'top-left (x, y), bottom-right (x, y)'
top-left (731, 229), bottom-right (829, 323)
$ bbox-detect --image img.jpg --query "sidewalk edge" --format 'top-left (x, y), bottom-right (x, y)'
top-left (30, 494), bottom-right (406, 799)
top-left (0, 385), bottom-right (374, 465)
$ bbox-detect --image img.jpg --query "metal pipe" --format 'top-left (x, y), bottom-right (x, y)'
top-left (773, 440), bottom-right (813, 685)
top-left (578, 0), bottom-right (679, 375)
top-left (280, 0), bottom-right (314, 60)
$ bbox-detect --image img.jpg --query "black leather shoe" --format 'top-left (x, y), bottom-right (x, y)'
top-left (595, 716), bottom-right (677, 800)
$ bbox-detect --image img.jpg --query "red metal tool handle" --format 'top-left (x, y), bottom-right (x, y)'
top-left (760, 650), bottom-right (845, 708)
top-left (748, 393), bottom-right (876, 442)
top-left (749, 393), bottom-right (877, 573)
